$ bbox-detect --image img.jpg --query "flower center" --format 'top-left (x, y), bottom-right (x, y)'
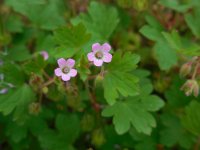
top-left (62, 67), bottom-right (70, 74)
top-left (95, 51), bottom-right (103, 59)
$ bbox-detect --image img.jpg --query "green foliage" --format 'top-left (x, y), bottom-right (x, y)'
top-left (140, 15), bottom-right (178, 70)
top-left (102, 70), bottom-right (164, 134)
top-left (1, 0), bottom-right (200, 149)
top-left (185, 8), bottom-right (200, 38)
top-left (0, 63), bottom-right (25, 85)
top-left (160, 113), bottom-right (195, 149)
top-left (53, 23), bottom-right (91, 58)
top-left (38, 114), bottom-right (80, 150)
top-left (72, 1), bottom-right (119, 41)
top-left (103, 51), bottom-right (140, 105)
top-left (102, 95), bottom-right (164, 134)
top-left (182, 101), bottom-right (200, 136)
top-left (0, 84), bottom-right (35, 116)
top-left (6, 0), bottom-right (65, 30)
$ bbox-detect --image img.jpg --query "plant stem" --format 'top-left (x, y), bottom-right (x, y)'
top-left (85, 80), bottom-right (101, 112)
top-left (42, 78), bottom-right (55, 88)
top-left (192, 62), bottom-right (200, 80)
top-left (194, 136), bottom-right (200, 150)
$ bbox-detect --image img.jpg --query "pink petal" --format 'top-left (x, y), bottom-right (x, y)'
top-left (93, 59), bottom-right (103, 67)
top-left (87, 52), bottom-right (95, 61)
top-left (40, 51), bottom-right (49, 60)
top-left (66, 58), bottom-right (75, 68)
top-left (102, 43), bottom-right (111, 52)
top-left (61, 74), bottom-right (70, 81)
top-left (57, 58), bottom-right (67, 68)
top-left (103, 52), bottom-right (112, 63)
top-left (69, 69), bottom-right (77, 77)
top-left (92, 43), bottom-right (101, 52)
top-left (54, 68), bottom-right (62, 76)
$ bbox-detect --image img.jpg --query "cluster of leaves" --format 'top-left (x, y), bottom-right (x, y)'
top-left (0, 0), bottom-right (200, 150)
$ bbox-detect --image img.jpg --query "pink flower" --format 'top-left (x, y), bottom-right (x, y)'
top-left (40, 51), bottom-right (49, 60)
top-left (54, 58), bottom-right (77, 81)
top-left (87, 43), bottom-right (112, 67)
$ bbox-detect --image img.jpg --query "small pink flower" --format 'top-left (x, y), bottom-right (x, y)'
top-left (87, 43), bottom-right (112, 67)
top-left (40, 51), bottom-right (49, 60)
top-left (54, 58), bottom-right (77, 81)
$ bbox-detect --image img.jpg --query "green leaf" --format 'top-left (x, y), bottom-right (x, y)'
top-left (6, 0), bottom-right (65, 30)
top-left (165, 76), bottom-right (191, 108)
top-left (6, 121), bottom-right (28, 143)
top-left (140, 25), bottom-right (162, 41)
top-left (140, 15), bottom-right (178, 70)
top-left (38, 114), bottom-right (80, 150)
top-left (5, 15), bottom-right (23, 33)
top-left (162, 30), bottom-right (200, 56)
top-left (103, 52), bottom-right (140, 105)
top-left (130, 128), bottom-right (158, 150)
top-left (102, 95), bottom-right (164, 135)
top-left (0, 84), bottom-right (35, 116)
top-left (185, 8), bottom-right (200, 38)
top-left (53, 23), bottom-right (91, 57)
top-left (6, 45), bottom-right (31, 62)
top-left (154, 40), bottom-right (177, 70)
top-left (160, 113), bottom-right (195, 149)
top-left (72, 1), bottom-right (119, 41)
top-left (181, 101), bottom-right (200, 136)
top-left (159, 0), bottom-right (193, 12)
top-left (23, 55), bottom-right (46, 75)
top-left (0, 63), bottom-right (25, 86)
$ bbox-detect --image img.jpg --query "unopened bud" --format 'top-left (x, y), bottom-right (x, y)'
top-left (181, 79), bottom-right (199, 97)
top-left (133, 0), bottom-right (148, 11)
top-left (42, 86), bottom-right (48, 94)
top-left (29, 102), bottom-right (41, 115)
top-left (91, 129), bottom-right (106, 147)
top-left (95, 74), bottom-right (104, 87)
top-left (180, 62), bottom-right (192, 77)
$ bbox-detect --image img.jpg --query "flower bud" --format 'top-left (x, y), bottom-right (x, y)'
top-left (95, 74), bottom-right (104, 88)
top-left (29, 102), bottom-right (41, 115)
top-left (180, 62), bottom-right (192, 77)
top-left (181, 79), bottom-right (199, 97)
top-left (40, 51), bottom-right (49, 60)
top-left (42, 86), bottom-right (48, 94)
top-left (133, 0), bottom-right (149, 11)
top-left (91, 129), bottom-right (106, 147)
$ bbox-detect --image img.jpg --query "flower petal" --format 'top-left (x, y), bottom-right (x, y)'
top-left (57, 58), bottom-right (67, 68)
top-left (40, 51), bottom-right (49, 60)
top-left (102, 43), bottom-right (111, 52)
top-left (87, 52), bottom-right (95, 61)
top-left (93, 59), bottom-right (103, 67)
top-left (103, 52), bottom-right (112, 63)
top-left (54, 68), bottom-right (62, 76)
top-left (61, 74), bottom-right (70, 81)
top-left (66, 58), bottom-right (75, 68)
top-left (92, 43), bottom-right (101, 52)
top-left (69, 69), bottom-right (77, 77)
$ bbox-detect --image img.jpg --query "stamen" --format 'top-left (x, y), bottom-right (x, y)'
top-left (62, 67), bottom-right (70, 74)
top-left (95, 51), bottom-right (103, 59)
